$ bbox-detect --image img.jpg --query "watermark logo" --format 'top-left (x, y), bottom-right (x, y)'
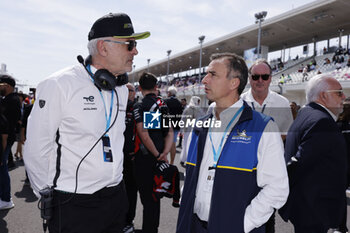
top-left (143, 110), bottom-right (162, 129)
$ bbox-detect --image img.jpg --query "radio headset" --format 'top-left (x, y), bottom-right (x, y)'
top-left (38, 55), bottom-right (128, 233)
top-left (77, 55), bottom-right (128, 90)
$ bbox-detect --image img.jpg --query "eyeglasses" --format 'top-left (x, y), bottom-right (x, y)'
top-left (128, 89), bottom-right (135, 92)
top-left (103, 40), bottom-right (137, 51)
top-left (325, 89), bottom-right (344, 97)
top-left (251, 74), bottom-right (270, 81)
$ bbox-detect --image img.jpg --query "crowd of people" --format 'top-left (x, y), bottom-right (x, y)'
top-left (0, 12), bottom-right (350, 233)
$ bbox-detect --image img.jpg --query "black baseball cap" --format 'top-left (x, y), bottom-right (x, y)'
top-left (88, 13), bottom-right (150, 41)
top-left (0, 75), bottom-right (16, 87)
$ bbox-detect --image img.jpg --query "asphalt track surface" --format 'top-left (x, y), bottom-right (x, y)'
top-left (1, 144), bottom-right (349, 233)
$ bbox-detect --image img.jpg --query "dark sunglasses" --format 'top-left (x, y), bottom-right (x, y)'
top-left (103, 40), bottom-right (137, 51)
top-left (251, 74), bottom-right (270, 81)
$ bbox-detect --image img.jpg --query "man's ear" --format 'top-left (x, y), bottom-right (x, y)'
top-left (97, 40), bottom-right (108, 57)
top-left (231, 78), bottom-right (240, 90)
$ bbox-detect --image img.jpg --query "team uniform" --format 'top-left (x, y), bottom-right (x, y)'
top-left (123, 99), bottom-right (138, 231)
top-left (133, 93), bottom-right (169, 233)
top-left (24, 64), bottom-right (129, 232)
top-left (177, 100), bottom-right (289, 233)
top-left (241, 89), bottom-right (293, 135)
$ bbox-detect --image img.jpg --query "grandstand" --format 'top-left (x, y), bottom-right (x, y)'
top-left (132, 0), bottom-right (350, 106)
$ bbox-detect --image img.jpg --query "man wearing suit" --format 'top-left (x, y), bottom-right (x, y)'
top-left (279, 74), bottom-right (347, 233)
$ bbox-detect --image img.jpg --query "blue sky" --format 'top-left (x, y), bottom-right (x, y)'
top-left (0, 0), bottom-right (316, 91)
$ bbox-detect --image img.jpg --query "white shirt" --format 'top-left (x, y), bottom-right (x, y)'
top-left (192, 100), bottom-right (289, 233)
top-left (241, 89), bottom-right (294, 135)
top-left (194, 100), bottom-right (244, 221)
top-left (24, 64), bottom-right (128, 197)
top-left (316, 102), bottom-right (338, 121)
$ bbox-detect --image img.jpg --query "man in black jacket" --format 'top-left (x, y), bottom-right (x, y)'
top-left (0, 74), bottom-right (21, 210)
top-left (279, 74), bottom-right (347, 233)
top-left (122, 83), bottom-right (137, 233)
top-left (133, 72), bottom-right (173, 233)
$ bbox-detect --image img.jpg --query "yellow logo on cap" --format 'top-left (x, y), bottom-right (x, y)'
top-left (124, 23), bottom-right (132, 29)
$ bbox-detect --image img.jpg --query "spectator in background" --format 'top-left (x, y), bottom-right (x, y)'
top-left (14, 93), bottom-right (26, 161)
top-left (324, 58), bottom-right (331, 65)
top-left (335, 97), bottom-right (350, 233)
top-left (123, 83), bottom-right (138, 233)
top-left (177, 98), bottom-right (187, 148)
top-left (179, 96), bottom-right (204, 166)
top-left (21, 90), bottom-right (35, 186)
top-left (133, 72), bottom-right (173, 233)
top-left (242, 59), bottom-right (293, 141)
top-left (323, 47), bottom-right (327, 54)
top-left (0, 74), bottom-right (20, 210)
top-left (280, 74), bottom-right (347, 233)
top-left (0, 101), bottom-right (8, 209)
top-left (241, 59), bottom-right (293, 233)
top-left (279, 73), bottom-right (285, 85)
top-left (290, 101), bottom-right (299, 120)
top-left (302, 66), bottom-right (308, 82)
top-left (164, 86), bottom-right (183, 165)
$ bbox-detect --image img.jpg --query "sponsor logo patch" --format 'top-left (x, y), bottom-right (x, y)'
top-left (39, 99), bottom-right (46, 108)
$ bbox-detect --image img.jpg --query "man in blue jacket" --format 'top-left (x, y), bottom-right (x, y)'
top-left (177, 53), bottom-right (289, 233)
top-left (279, 74), bottom-right (347, 233)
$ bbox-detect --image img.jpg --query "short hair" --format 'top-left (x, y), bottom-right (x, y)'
top-left (306, 74), bottom-right (333, 103)
top-left (167, 86), bottom-right (177, 96)
top-left (248, 59), bottom-right (272, 75)
top-left (0, 74), bottom-right (16, 87)
top-left (87, 37), bottom-right (110, 56)
top-left (139, 72), bottom-right (157, 90)
top-left (210, 52), bottom-right (248, 95)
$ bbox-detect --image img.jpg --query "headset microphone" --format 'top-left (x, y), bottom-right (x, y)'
top-left (77, 55), bottom-right (85, 65)
top-left (77, 55), bottom-right (128, 90)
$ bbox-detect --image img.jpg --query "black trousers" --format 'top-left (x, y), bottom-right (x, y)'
top-left (48, 181), bottom-right (128, 233)
top-left (123, 152), bottom-right (138, 225)
top-left (191, 214), bottom-right (208, 233)
top-left (134, 151), bottom-right (160, 233)
top-left (293, 224), bottom-right (328, 233)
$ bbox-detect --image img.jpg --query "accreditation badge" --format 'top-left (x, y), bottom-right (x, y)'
top-left (102, 135), bottom-right (113, 162)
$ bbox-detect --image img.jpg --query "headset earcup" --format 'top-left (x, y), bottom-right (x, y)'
top-left (94, 69), bottom-right (117, 90)
top-left (116, 73), bottom-right (129, 86)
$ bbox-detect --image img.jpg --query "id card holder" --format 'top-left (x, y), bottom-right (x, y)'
top-left (204, 169), bottom-right (215, 192)
top-left (102, 135), bottom-right (113, 162)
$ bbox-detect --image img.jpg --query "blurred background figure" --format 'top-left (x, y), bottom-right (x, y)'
top-left (165, 86), bottom-right (183, 165)
top-left (335, 97), bottom-right (350, 233)
top-left (179, 96), bottom-right (204, 166)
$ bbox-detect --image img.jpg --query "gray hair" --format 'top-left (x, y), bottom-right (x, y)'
top-left (87, 37), bottom-right (110, 56)
top-left (167, 86), bottom-right (177, 96)
top-left (306, 74), bottom-right (332, 103)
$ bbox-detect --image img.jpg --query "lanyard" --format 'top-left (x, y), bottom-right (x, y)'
top-left (87, 65), bottom-right (114, 132)
top-left (252, 102), bottom-right (266, 114)
top-left (209, 106), bottom-right (244, 167)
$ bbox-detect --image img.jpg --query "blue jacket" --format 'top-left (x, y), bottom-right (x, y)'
top-left (177, 102), bottom-right (271, 233)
